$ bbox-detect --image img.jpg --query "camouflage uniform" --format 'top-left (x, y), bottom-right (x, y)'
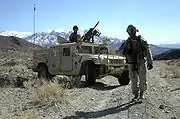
top-left (122, 25), bottom-right (153, 100)
top-left (69, 25), bottom-right (81, 43)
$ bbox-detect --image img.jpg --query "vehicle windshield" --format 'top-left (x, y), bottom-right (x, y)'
top-left (79, 46), bottom-right (92, 54)
top-left (94, 46), bottom-right (108, 54)
top-left (78, 45), bottom-right (108, 54)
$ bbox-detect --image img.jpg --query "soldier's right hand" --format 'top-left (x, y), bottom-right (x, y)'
top-left (147, 64), bottom-right (153, 70)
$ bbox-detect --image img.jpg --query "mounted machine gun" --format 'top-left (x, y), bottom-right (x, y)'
top-left (82, 21), bottom-right (101, 43)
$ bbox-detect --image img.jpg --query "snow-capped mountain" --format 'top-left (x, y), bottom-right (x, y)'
top-left (157, 43), bottom-right (180, 49)
top-left (25, 30), bottom-right (70, 47)
top-left (1, 29), bottom-right (171, 56)
top-left (0, 29), bottom-right (174, 56)
top-left (24, 29), bottom-right (124, 48)
top-left (109, 38), bottom-right (126, 50)
top-left (0, 30), bottom-right (32, 38)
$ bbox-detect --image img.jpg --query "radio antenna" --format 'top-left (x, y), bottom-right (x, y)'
top-left (33, 4), bottom-right (36, 50)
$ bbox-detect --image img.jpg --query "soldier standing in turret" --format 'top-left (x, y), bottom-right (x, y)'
top-left (121, 24), bottom-right (153, 101)
top-left (69, 25), bottom-right (81, 43)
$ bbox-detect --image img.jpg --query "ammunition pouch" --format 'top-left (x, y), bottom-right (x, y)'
top-left (123, 36), bottom-right (148, 61)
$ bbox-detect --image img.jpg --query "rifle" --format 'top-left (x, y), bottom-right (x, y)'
top-left (82, 21), bottom-right (101, 43)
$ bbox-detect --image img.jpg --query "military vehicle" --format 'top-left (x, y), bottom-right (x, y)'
top-left (31, 22), bottom-right (130, 86)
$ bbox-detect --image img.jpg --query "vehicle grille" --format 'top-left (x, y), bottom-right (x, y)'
top-left (108, 59), bottom-right (123, 64)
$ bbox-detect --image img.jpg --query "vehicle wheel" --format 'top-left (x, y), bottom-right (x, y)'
top-left (38, 64), bottom-right (50, 81)
top-left (118, 70), bottom-right (130, 86)
top-left (72, 75), bottom-right (82, 87)
top-left (85, 63), bottom-right (96, 86)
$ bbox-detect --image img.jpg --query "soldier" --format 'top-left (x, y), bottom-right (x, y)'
top-left (69, 25), bottom-right (81, 43)
top-left (121, 24), bottom-right (153, 101)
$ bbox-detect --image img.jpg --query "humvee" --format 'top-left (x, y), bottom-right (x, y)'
top-left (31, 36), bottom-right (130, 86)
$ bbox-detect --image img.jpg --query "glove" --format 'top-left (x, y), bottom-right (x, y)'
top-left (147, 64), bottom-right (153, 70)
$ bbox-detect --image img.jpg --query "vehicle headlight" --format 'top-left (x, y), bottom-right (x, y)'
top-left (107, 59), bottom-right (110, 63)
top-left (92, 58), bottom-right (97, 61)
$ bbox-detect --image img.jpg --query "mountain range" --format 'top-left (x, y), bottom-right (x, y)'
top-left (153, 48), bottom-right (180, 60)
top-left (0, 29), bottom-right (173, 56)
top-left (0, 29), bottom-right (127, 48)
top-left (158, 43), bottom-right (180, 49)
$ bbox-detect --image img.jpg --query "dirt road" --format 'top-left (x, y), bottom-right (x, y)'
top-left (62, 61), bottom-right (180, 119)
top-left (0, 58), bottom-right (180, 118)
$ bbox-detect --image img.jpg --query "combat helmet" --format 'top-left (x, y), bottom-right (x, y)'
top-left (126, 24), bottom-right (139, 34)
top-left (73, 25), bottom-right (79, 31)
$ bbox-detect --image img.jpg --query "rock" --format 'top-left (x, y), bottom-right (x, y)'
top-left (159, 104), bottom-right (165, 109)
top-left (165, 110), bottom-right (170, 113)
top-left (15, 76), bottom-right (29, 88)
top-left (0, 73), bottom-right (29, 88)
top-left (0, 73), bottom-right (15, 87)
top-left (91, 98), bottom-right (95, 100)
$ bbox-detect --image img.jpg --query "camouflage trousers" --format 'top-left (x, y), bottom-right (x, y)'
top-left (128, 60), bottom-right (147, 95)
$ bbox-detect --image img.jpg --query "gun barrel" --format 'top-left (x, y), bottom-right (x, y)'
top-left (92, 21), bottom-right (99, 30)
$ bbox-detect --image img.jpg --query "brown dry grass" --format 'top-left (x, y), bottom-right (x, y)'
top-left (0, 75), bottom-right (79, 119)
top-left (15, 78), bottom-right (71, 119)
top-left (2, 78), bottom-right (71, 119)
top-left (159, 60), bottom-right (180, 78)
top-left (35, 80), bottom-right (69, 105)
top-left (24, 75), bottom-right (81, 106)
top-left (165, 59), bottom-right (180, 66)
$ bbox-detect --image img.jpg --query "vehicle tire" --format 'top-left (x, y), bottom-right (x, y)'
top-left (85, 63), bottom-right (96, 86)
top-left (49, 74), bottom-right (56, 81)
top-left (38, 64), bottom-right (50, 81)
top-left (72, 75), bottom-right (82, 87)
top-left (118, 70), bottom-right (130, 86)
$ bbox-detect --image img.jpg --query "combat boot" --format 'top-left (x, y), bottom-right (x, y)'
top-left (131, 94), bottom-right (139, 101)
top-left (139, 91), bottom-right (144, 99)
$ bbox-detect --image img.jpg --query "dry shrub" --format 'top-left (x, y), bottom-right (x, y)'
top-left (25, 75), bottom-right (81, 106)
top-left (166, 60), bottom-right (175, 65)
top-left (31, 75), bottom-right (73, 89)
top-left (24, 78), bottom-right (35, 89)
top-left (55, 75), bottom-right (82, 89)
top-left (36, 80), bottom-right (69, 105)
top-left (170, 69), bottom-right (180, 78)
top-left (166, 59), bottom-right (180, 66)
top-left (159, 65), bottom-right (180, 78)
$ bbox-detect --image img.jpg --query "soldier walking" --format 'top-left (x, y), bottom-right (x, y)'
top-left (121, 24), bottom-right (153, 100)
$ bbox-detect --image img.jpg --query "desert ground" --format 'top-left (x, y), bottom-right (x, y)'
top-left (0, 43), bottom-right (180, 119)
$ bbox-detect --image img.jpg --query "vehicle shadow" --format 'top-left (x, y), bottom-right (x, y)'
top-left (90, 82), bottom-right (121, 91)
top-left (63, 101), bottom-right (141, 119)
top-left (78, 81), bottom-right (121, 91)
